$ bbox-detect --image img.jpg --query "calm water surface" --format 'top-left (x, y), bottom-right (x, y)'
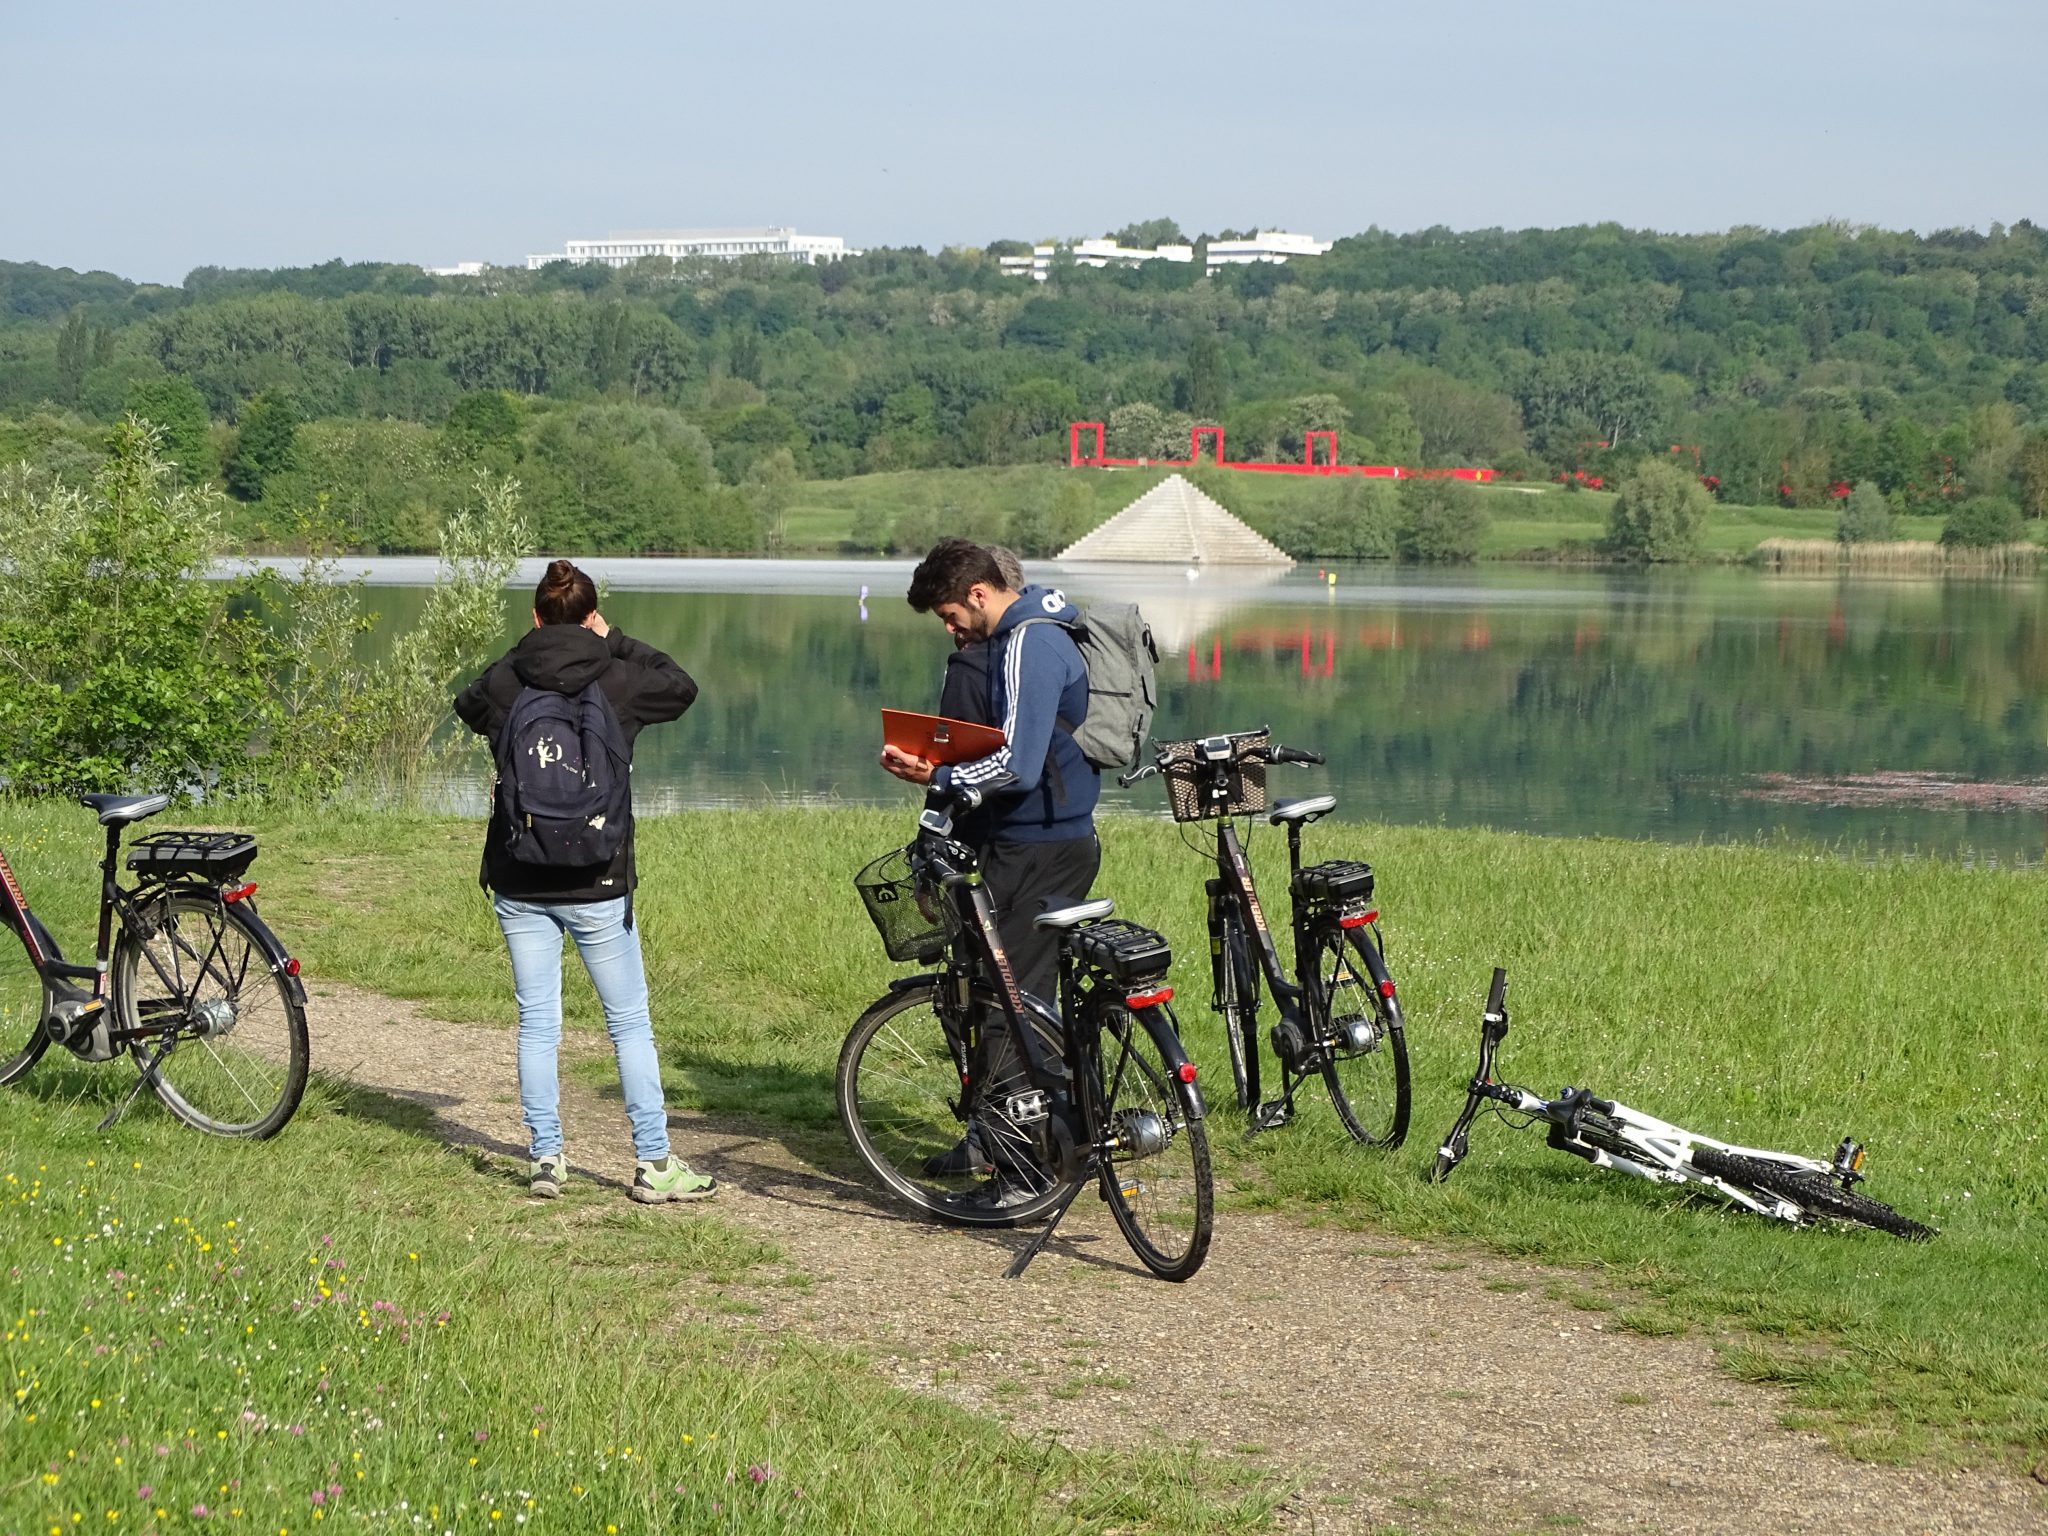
top-left (287, 558), bottom-right (2048, 864)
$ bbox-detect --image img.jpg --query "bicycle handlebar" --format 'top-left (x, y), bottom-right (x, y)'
top-left (1431, 965), bottom-right (1512, 1184)
top-left (1268, 745), bottom-right (1325, 766)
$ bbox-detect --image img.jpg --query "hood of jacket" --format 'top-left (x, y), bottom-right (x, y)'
top-left (991, 583), bottom-right (1082, 637)
top-left (509, 623), bottom-right (611, 694)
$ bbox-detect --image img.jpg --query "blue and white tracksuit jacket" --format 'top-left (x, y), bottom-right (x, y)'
top-left (929, 586), bottom-right (1099, 845)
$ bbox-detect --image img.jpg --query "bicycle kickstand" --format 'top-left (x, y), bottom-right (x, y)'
top-left (1003, 1180), bottom-right (1086, 1280)
top-left (98, 1040), bottom-right (173, 1133)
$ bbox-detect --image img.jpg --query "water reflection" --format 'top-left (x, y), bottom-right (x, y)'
top-left (278, 558), bottom-right (2048, 864)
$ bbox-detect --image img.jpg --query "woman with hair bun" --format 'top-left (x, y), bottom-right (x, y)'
top-left (454, 559), bottom-right (715, 1204)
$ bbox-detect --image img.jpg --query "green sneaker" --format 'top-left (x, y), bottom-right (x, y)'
top-left (631, 1156), bottom-right (717, 1204)
top-left (529, 1153), bottom-right (567, 1200)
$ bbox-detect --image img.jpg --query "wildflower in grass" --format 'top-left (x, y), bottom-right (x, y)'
top-left (135, 1487), bottom-right (152, 1501)
top-left (748, 1464), bottom-right (773, 1484)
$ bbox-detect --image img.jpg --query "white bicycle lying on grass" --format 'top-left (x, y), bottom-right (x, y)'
top-left (1430, 968), bottom-right (1936, 1240)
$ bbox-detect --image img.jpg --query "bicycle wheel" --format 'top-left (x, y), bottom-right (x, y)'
top-left (836, 982), bottom-right (1071, 1229)
top-left (1216, 914), bottom-right (1259, 1110)
top-left (113, 891), bottom-right (309, 1138)
top-left (1304, 923), bottom-right (1410, 1148)
top-left (0, 907), bottom-right (58, 1086)
top-left (1095, 1001), bottom-right (1213, 1281)
top-left (1690, 1146), bottom-right (1935, 1240)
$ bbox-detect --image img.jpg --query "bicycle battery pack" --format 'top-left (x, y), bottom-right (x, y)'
top-left (1290, 859), bottom-right (1375, 905)
top-left (1069, 919), bottom-right (1172, 986)
top-left (125, 830), bottom-right (259, 882)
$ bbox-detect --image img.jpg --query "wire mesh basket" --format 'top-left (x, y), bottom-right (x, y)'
top-left (854, 844), bottom-right (958, 963)
top-left (1158, 730), bottom-right (1269, 822)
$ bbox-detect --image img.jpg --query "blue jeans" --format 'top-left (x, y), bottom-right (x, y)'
top-left (493, 895), bottom-right (670, 1163)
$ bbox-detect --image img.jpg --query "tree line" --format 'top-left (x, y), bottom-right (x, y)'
top-left (4, 216), bottom-right (2048, 553)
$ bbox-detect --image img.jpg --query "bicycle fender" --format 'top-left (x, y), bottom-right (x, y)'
top-left (1136, 1008), bottom-right (1207, 1121)
top-left (884, 971), bottom-right (945, 994)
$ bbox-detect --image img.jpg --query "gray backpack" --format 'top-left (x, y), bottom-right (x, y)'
top-left (1024, 603), bottom-right (1159, 772)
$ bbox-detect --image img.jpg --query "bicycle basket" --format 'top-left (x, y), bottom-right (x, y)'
top-left (854, 845), bottom-right (957, 963)
top-left (125, 830), bottom-right (259, 882)
top-left (1158, 730), bottom-right (1268, 822)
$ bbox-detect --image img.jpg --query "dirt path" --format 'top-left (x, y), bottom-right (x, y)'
top-left (309, 980), bottom-right (2044, 1536)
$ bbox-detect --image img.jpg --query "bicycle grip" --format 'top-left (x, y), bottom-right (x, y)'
top-left (1117, 762), bottom-right (1161, 789)
top-left (1486, 967), bottom-right (1508, 1015)
top-left (1270, 745), bottom-right (1325, 766)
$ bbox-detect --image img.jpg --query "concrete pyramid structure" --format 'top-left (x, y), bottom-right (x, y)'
top-left (1057, 473), bottom-right (1294, 566)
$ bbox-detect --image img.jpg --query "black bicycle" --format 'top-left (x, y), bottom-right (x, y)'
top-left (0, 794), bottom-right (310, 1138)
top-left (1121, 728), bottom-right (1410, 1147)
top-left (839, 836), bottom-right (1214, 1281)
top-left (1432, 969), bottom-right (1935, 1239)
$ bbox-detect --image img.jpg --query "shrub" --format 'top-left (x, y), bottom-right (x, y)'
top-left (1837, 481), bottom-right (1898, 544)
top-left (1603, 458), bottom-right (1711, 562)
top-left (1269, 478), bottom-right (1398, 559)
top-left (0, 418), bottom-right (270, 795)
top-left (1394, 477), bottom-right (1487, 563)
top-left (1940, 495), bottom-right (2025, 548)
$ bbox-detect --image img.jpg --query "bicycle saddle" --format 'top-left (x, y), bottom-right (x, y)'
top-left (1033, 897), bottom-right (1116, 931)
top-left (77, 792), bottom-right (171, 826)
top-left (1268, 795), bottom-right (1337, 826)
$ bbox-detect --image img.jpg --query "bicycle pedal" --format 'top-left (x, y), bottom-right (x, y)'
top-left (1250, 1100), bottom-right (1294, 1133)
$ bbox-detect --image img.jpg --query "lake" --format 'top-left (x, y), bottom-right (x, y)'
top-left (272, 557), bottom-right (2048, 865)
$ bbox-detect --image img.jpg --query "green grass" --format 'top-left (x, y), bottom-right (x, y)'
top-left (5, 801), bottom-right (2045, 1476)
top-left (782, 464), bottom-right (1982, 562)
top-left (0, 815), bottom-right (1288, 1533)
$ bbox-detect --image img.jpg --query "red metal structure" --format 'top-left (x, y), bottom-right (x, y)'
top-left (1068, 423), bottom-right (1496, 482)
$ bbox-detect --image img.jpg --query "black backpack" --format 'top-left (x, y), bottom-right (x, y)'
top-left (494, 680), bottom-right (632, 867)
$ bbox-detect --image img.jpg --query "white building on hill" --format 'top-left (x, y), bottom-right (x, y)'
top-left (999, 231), bottom-right (1329, 280)
top-left (526, 228), bottom-right (858, 270)
top-left (1204, 230), bottom-right (1333, 272)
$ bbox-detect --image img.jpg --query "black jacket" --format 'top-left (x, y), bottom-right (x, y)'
top-left (453, 623), bottom-right (697, 902)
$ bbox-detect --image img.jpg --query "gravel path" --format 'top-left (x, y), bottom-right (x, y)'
top-left (309, 979), bottom-right (2044, 1536)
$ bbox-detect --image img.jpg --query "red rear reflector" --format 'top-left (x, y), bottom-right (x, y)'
top-left (1378, 979), bottom-right (1396, 998)
top-left (1125, 987), bottom-right (1174, 1009)
top-left (1338, 909), bottom-right (1378, 929)
top-left (284, 957), bottom-right (301, 977)
top-left (222, 882), bottom-right (258, 903)
top-left (1175, 1062), bottom-right (1198, 1083)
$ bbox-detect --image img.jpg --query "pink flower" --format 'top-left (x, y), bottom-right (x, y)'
top-left (748, 1463), bottom-right (773, 1484)
top-left (191, 1504), bottom-right (209, 1518)
top-left (136, 1486), bottom-right (154, 1500)
top-left (310, 1490), bottom-right (326, 1508)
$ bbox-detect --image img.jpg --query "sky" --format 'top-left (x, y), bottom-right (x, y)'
top-left (5, 0), bottom-right (2046, 285)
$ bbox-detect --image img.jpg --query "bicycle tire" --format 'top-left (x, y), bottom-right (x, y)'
top-left (1217, 914), bottom-right (1259, 1110)
top-left (1690, 1146), bottom-right (1935, 1240)
top-left (0, 907), bottom-right (59, 1087)
top-left (1095, 1002), bottom-right (1213, 1281)
top-left (836, 981), bottom-right (1073, 1229)
top-left (1304, 924), bottom-right (1410, 1149)
top-left (113, 891), bottom-right (308, 1138)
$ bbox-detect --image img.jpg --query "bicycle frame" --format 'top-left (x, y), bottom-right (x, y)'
top-left (1434, 968), bottom-right (1878, 1225)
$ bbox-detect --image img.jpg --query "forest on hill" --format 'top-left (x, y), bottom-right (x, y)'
top-left (4, 217), bottom-right (2047, 554)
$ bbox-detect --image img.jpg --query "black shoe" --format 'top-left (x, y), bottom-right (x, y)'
top-left (923, 1137), bottom-right (985, 1178)
top-left (953, 1176), bottom-right (1043, 1214)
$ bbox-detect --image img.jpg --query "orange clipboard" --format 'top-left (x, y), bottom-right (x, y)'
top-left (882, 709), bottom-right (1006, 766)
